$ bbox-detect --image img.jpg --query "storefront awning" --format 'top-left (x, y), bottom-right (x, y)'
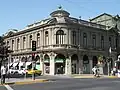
top-left (55, 59), bottom-right (65, 63)
top-left (26, 62), bottom-right (32, 66)
top-left (13, 62), bottom-right (19, 67)
top-left (44, 59), bottom-right (50, 63)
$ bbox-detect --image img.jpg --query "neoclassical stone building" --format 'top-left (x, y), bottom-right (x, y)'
top-left (4, 7), bottom-right (119, 75)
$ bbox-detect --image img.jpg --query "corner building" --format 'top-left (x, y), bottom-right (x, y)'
top-left (4, 8), bottom-right (118, 75)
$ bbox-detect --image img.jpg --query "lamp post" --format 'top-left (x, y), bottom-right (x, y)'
top-left (108, 47), bottom-right (112, 76)
top-left (24, 57), bottom-right (27, 79)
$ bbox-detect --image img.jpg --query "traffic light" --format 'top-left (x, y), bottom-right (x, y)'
top-left (32, 40), bottom-right (36, 51)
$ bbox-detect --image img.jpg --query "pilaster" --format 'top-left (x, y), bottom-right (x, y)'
top-left (50, 54), bottom-right (55, 75)
top-left (65, 56), bottom-right (71, 75)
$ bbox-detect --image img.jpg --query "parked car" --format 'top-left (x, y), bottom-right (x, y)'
top-left (9, 69), bottom-right (19, 74)
top-left (18, 69), bottom-right (26, 75)
top-left (9, 69), bottom-right (26, 75)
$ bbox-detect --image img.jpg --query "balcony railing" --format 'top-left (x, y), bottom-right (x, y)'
top-left (79, 20), bottom-right (106, 30)
top-left (11, 44), bottom-right (117, 54)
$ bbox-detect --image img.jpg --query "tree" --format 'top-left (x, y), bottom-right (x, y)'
top-left (0, 36), bottom-right (13, 68)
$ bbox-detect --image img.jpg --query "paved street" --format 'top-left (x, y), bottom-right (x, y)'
top-left (0, 77), bottom-right (120, 90)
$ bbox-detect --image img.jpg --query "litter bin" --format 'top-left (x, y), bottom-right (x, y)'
top-left (117, 70), bottom-right (120, 77)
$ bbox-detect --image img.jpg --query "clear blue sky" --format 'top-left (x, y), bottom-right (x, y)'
top-left (0, 0), bottom-right (119, 35)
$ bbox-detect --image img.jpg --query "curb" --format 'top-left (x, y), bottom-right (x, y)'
top-left (71, 75), bottom-right (119, 79)
top-left (0, 79), bottom-right (49, 86)
top-left (104, 76), bottom-right (118, 78)
top-left (72, 76), bottom-right (95, 79)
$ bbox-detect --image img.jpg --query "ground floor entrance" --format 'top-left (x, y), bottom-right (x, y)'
top-left (9, 50), bottom-right (116, 75)
top-left (54, 54), bottom-right (65, 74)
top-left (55, 63), bottom-right (65, 74)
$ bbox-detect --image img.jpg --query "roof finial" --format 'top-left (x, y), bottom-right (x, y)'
top-left (58, 5), bottom-right (62, 10)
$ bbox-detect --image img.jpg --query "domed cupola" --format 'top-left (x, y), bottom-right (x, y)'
top-left (50, 6), bottom-right (70, 17)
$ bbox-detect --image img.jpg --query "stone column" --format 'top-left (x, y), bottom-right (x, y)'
top-left (50, 53), bottom-right (55, 75)
top-left (49, 28), bottom-right (52, 45)
top-left (9, 39), bottom-right (12, 50)
top-left (33, 32), bottom-right (36, 41)
top-left (76, 60), bottom-right (79, 74)
top-left (40, 53), bottom-right (44, 75)
top-left (20, 36), bottom-right (22, 50)
top-left (89, 60), bottom-right (93, 74)
top-left (78, 56), bottom-right (83, 74)
top-left (41, 30), bottom-right (43, 46)
top-left (53, 28), bottom-right (56, 45)
top-left (65, 57), bottom-right (71, 75)
top-left (40, 58), bottom-right (43, 71)
top-left (15, 38), bottom-right (17, 51)
top-left (26, 35), bottom-right (29, 49)
top-left (68, 29), bottom-right (71, 44)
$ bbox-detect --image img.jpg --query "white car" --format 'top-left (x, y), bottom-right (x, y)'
top-left (9, 69), bottom-right (19, 74)
top-left (18, 69), bottom-right (26, 75)
top-left (9, 69), bottom-right (26, 75)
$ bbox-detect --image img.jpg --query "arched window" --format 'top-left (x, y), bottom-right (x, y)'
top-left (92, 34), bottom-right (96, 48)
top-left (56, 30), bottom-right (65, 44)
top-left (72, 31), bottom-right (76, 45)
top-left (29, 35), bottom-right (32, 48)
top-left (83, 33), bottom-right (87, 47)
top-left (17, 38), bottom-right (20, 50)
top-left (37, 33), bottom-right (40, 47)
top-left (7, 41), bottom-right (9, 46)
top-left (116, 37), bottom-right (118, 48)
top-left (45, 31), bottom-right (49, 45)
top-left (109, 36), bottom-right (112, 47)
top-left (12, 40), bottom-right (14, 50)
top-left (101, 36), bottom-right (104, 49)
top-left (23, 37), bottom-right (26, 49)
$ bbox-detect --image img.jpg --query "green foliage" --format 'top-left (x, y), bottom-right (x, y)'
top-left (0, 36), bottom-right (4, 45)
top-left (98, 55), bottom-right (103, 62)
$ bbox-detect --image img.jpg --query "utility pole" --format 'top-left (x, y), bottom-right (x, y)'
top-left (107, 60), bottom-right (110, 76)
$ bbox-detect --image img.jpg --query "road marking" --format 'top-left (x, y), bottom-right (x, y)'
top-left (113, 81), bottom-right (120, 83)
top-left (4, 85), bottom-right (14, 90)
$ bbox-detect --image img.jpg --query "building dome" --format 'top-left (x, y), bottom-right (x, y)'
top-left (50, 6), bottom-right (70, 17)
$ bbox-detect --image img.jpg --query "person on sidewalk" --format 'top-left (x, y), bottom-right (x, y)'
top-left (92, 66), bottom-right (97, 76)
top-left (112, 67), bottom-right (117, 76)
top-left (6, 66), bottom-right (10, 80)
top-left (1, 65), bottom-right (6, 84)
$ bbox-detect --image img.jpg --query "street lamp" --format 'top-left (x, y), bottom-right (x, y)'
top-left (107, 46), bottom-right (112, 76)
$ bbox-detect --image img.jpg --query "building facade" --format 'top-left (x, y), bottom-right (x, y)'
top-left (4, 7), bottom-right (119, 75)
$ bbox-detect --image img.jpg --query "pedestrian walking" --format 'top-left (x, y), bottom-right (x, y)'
top-left (92, 66), bottom-right (97, 76)
top-left (1, 65), bottom-right (6, 84)
top-left (6, 67), bottom-right (10, 79)
top-left (96, 68), bottom-right (100, 77)
top-left (112, 67), bottom-right (116, 76)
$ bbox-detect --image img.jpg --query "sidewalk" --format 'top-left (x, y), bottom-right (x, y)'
top-left (0, 78), bottom-right (48, 85)
top-left (70, 74), bottom-right (118, 79)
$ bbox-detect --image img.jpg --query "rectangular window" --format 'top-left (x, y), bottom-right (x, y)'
top-left (12, 40), bottom-right (14, 50)
top-left (116, 37), bottom-right (118, 48)
top-left (72, 31), bottom-right (76, 45)
top-left (17, 38), bottom-right (20, 50)
top-left (109, 37), bottom-right (112, 47)
top-left (23, 37), bottom-right (26, 49)
top-left (101, 36), bottom-right (104, 49)
top-left (92, 34), bottom-right (96, 48)
top-left (83, 33), bottom-right (87, 47)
